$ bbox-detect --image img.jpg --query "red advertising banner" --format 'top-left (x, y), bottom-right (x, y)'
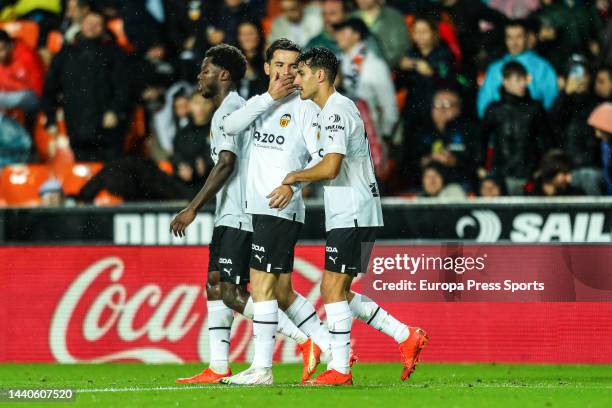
top-left (1, 246), bottom-right (611, 364)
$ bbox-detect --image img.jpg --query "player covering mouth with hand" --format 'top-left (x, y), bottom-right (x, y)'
top-left (170, 44), bottom-right (318, 385)
top-left (279, 47), bottom-right (429, 385)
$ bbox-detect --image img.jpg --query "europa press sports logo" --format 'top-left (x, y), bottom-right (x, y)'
top-left (279, 114), bottom-right (291, 127)
top-left (456, 210), bottom-right (502, 242)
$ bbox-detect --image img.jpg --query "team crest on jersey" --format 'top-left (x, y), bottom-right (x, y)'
top-left (279, 114), bottom-right (291, 128)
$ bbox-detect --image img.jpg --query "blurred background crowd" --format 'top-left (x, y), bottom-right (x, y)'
top-left (0, 0), bottom-right (612, 206)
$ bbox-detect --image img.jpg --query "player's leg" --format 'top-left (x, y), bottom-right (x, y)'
top-left (345, 227), bottom-right (428, 380)
top-left (176, 228), bottom-right (233, 383)
top-left (276, 273), bottom-right (326, 381)
top-left (308, 269), bottom-right (354, 385)
top-left (221, 215), bottom-right (288, 385)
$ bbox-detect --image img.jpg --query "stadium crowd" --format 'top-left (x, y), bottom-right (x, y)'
top-left (0, 0), bottom-right (612, 206)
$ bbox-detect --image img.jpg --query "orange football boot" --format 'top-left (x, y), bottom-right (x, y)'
top-left (399, 327), bottom-right (429, 380)
top-left (175, 367), bottom-right (231, 384)
top-left (298, 338), bottom-right (322, 382)
top-left (308, 369), bottom-right (353, 386)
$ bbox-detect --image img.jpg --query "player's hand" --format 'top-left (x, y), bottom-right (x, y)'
top-left (281, 172), bottom-right (297, 185)
top-left (170, 207), bottom-right (197, 237)
top-left (267, 185), bottom-right (293, 210)
top-left (268, 72), bottom-right (296, 100)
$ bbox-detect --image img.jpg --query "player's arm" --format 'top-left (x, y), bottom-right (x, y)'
top-left (267, 105), bottom-right (322, 210)
top-left (170, 150), bottom-right (236, 237)
top-left (282, 153), bottom-right (343, 184)
top-left (223, 73), bottom-right (296, 135)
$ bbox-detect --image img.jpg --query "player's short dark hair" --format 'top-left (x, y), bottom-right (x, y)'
top-left (296, 47), bottom-right (339, 84)
top-left (502, 61), bottom-right (528, 78)
top-left (265, 38), bottom-right (301, 62)
top-left (0, 30), bottom-right (13, 45)
top-left (205, 44), bottom-right (248, 84)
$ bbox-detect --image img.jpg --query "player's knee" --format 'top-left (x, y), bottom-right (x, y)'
top-left (221, 286), bottom-right (239, 311)
top-left (275, 287), bottom-right (296, 311)
top-left (206, 271), bottom-right (222, 299)
top-left (321, 272), bottom-right (347, 303)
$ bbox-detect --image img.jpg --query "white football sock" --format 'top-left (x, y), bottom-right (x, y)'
top-left (277, 310), bottom-right (308, 344)
top-left (285, 293), bottom-right (331, 353)
top-left (251, 300), bottom-right (278, 368)
top-left (242, 296), bottom-right (307, 343)
top-left (349, 292), bottom-right (409, 343)
top-left (207, 300), bottom-right (233, 373)
top-left (325, 301), bottom-right (352, 375)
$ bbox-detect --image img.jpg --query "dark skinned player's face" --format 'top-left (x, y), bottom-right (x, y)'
top-left (197, 57), bottom-right (221, 99)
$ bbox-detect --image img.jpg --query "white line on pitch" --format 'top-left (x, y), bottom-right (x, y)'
top-left (76, 384), bottom-right (612, 393)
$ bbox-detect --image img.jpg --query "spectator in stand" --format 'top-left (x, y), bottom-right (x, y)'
top-left (477, 19), bottom-right (558, 118)
top-left (551, 55), bottom-right (604, 195)
top-left (237, 20), bottom-right (267, 99)
top-left (203, 0), bottom-right (257, 47)
top-left (268, 0), bottom-right (322, 47)
top-left (404, 88), bottom-right (479, 191)
top-left (306, 0), bottom-right (383, 59)
top-left (38, 179), bottom-right (65, 207)
top-left (0, 112), bottom-right (31, 167)
top-left (419, 161), bottom-right (466, 199)
top-left (594, 66), bottom-right (612, 102)
top-left (119, 0), bottom-right (164, 55)
top-left (334, 18), bottom-right (398, 142)
top-left (42, 11), bottom-right (129, 162)
top-left (481, 61), bottom-right (551, 195)
top-left (487, 0), bottom-right (540, 19)
top-left (0, 30), bottom-right (44, 115)
top-left (434, 0), bottom-right (507, 72)
top-left (60, 0), bottom-right (92, 43)
top-left (152, 82), bottom-right (194, 158)
top-left (532, 0), bottom-right (602, 72)
top-left (305, 0), bottom-right (345, 55)
top-left (352, 0), bottom-right (409, 68)
top-left (588, 102), bottom-right (612, 195)
top-left (479, 175), bottom-right (506, 197)
top-left (397, 15), bottom-right (456, 131)
top-left (172, 92), bottom-right (214, 194)
top-left (527, 150), bottom-right (585, 196)
top-left (131, 41), bottom-right (178, 113)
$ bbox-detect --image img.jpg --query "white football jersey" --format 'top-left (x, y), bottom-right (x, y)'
top-left (318, 91), bottom-right (384, 231)
top-left (210, 91), bottom-right (252, 231)
top-left (224, 92), bottom-right (320, 223)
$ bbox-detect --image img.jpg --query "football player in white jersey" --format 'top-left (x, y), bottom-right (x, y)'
top-left (170, 44), bottom-right (316, 384)
top-left (282, 47), bottom-right (429, 385)
top-left (218, 39), bottom-right (335, 385)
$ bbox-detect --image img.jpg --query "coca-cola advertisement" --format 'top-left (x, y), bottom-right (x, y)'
top-left (1, 246), bottom-right (611, 364)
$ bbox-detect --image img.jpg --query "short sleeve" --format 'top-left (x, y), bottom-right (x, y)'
top-left (217, 112), bottom-right (240, 156)
top-left (321, 109), bottom-right (350, 156)
top-left (300, 103), bottom-right (321, 160)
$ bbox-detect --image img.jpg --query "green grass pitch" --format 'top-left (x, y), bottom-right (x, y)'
top-left (0, 363), bottom-right (610, 407)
